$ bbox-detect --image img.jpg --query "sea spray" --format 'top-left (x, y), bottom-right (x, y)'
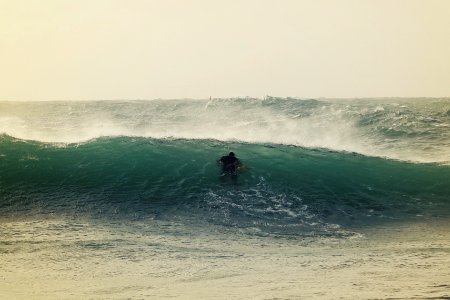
top-left (1, 98), bottom-right (449, 163)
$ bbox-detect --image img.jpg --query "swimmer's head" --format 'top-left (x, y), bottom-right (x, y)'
top-left (229, 152), bottom-right (235, 157)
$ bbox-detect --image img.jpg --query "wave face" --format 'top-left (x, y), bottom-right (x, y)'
top-left (1, 134), bottom-right (449, 236)
top-left (1, 98), bottom-right (449, 163)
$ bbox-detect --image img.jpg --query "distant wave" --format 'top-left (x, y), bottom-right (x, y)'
top-left (1, 98), bottom-right (449, 164)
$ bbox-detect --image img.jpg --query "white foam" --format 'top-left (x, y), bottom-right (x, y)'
top-left (1, 99), bottom-right (449, 163)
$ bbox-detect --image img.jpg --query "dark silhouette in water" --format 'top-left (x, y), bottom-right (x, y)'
top-left (218, 152), bottom-right (241, 183)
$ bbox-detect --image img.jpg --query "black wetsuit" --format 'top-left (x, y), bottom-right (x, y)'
top-left (219, 155), bottom-right (240, 175)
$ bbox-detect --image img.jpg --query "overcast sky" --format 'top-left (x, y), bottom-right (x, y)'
top-left (1, 0), bottom-right (449, 100)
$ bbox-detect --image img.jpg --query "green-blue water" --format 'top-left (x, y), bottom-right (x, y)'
top-left (1, 135), bottom-right (449, 235)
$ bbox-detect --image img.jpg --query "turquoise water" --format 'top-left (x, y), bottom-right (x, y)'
top-left (1, 136), bottom-right (449, 232)
top-left (1, 98), bottom-right (449, 299)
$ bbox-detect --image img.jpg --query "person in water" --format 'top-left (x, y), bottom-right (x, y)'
top-left (218, 152), bottom-right (241, 180)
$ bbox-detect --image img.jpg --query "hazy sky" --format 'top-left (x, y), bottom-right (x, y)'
top-left (1, 0), bottom-right (449, 100)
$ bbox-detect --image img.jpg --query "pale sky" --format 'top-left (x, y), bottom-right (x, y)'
top-left (1, 0), bottom-right (449, 100)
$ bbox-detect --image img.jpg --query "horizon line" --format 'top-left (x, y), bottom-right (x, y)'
top-left (1, 96), bottom-right (450, 102)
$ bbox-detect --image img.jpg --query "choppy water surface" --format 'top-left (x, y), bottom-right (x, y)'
top-left (1, 98), bottom-right (449, 299)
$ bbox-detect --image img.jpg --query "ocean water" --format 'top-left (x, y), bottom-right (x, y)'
top-left (0, 98), bottom-right (449, 299)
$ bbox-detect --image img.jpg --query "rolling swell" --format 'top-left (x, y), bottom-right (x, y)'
top-left (1, 134), bottom-right (449, 235)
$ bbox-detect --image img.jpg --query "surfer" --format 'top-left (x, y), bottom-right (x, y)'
top-left (218, 152), bottom-right (241, 182)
